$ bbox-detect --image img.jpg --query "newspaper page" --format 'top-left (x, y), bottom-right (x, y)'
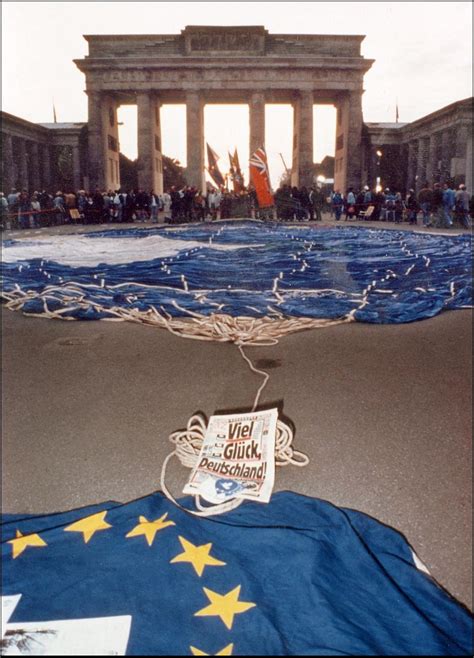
top-left (183, 408), bottom-right (278, 505)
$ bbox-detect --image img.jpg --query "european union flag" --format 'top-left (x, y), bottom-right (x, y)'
top-left (1, 491), bottom-right (472, 655)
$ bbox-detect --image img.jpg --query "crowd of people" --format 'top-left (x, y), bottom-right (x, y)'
top-left (0, 186), bottom-right (260, 229)
top-left (0, 180), bottom-right (472, 230)
top-left (274, 182), bottom-right (472, 228)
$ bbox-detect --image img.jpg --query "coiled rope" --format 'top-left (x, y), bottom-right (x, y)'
top-left (158, 316), bottom-right (311, 517)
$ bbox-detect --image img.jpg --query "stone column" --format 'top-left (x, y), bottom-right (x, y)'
top-left (186, 91), bottom-right (204, 191)
top-left (334, 91), bottom-right (363, 192)
top-left (465, 126), bottom-right (473, 194)
top-left (137, 93), bottom-right (163, 193)
top-left (407, 140), bottom-right (418, 190)
top-left (291, 91), bottom-right (314, 188)
top-left (416, 137), bottom-right (429, 190)
top-left (441, 130), bottom-right (451, 183)
top-left (87, 91), bottom-right (106, 190)
top-left (249, 92), bottom-right (265, 157)
top-left (449, 124), bottom-right (468, 186)
top-left (426, 132), bottom-right (440, 184)
top-left (72, 144), bottom-right (81, 191)
top-left (17, 139), bottom-right (28, 190)
top-left (42, 144), bottom-right (52, 190)
top-left (1, 133), bottom-right (15, 193)
top-left (30, 142), bottom-right (41, 192)
top-left (425, 135), bottom-right (435, 184)
top-left (346, 91), bottom-right (363, 191)
top-left (103, 96), bottom-right (120, 191)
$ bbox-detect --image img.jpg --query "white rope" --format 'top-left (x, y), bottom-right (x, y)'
top-left (2, 287), bottom-right (354, 345)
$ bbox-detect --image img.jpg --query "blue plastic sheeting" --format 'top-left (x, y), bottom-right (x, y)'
top-left (1, 222), bottom-right (472, 324)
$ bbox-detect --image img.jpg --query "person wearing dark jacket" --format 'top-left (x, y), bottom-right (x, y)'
top-left (92, 189), bottom-right (105, 223)
top-left (431, 183), bottom-right (445, 228)
top-left (417, 183), bottom-right (433, 227)
top-left (405, 189), bottom-right (419, 225)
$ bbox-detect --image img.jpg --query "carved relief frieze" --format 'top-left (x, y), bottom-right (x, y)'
top-left (102, 70), bottom-right (151, 83)
top-left (186, 31), bottom-right (264, 54)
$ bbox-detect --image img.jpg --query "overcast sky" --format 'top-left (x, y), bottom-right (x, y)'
top-left (2, 1), bottom-right (472, 185)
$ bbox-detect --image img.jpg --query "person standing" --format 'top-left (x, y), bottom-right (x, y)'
top-left (332, 190), bottom-right (344, 221)
top-left (345, 188), bottom-right (356, 220)
top-left (454, 184), bottom-right (471, 229)
top-left (170, 186), bottom-right (181, 223)
top-left (208, 188), bottom-right (221, 221)
top-left (405, 189), bottom-right (419, 225)
top-left (1, 192), bottom-right (9, 230)
top-left (432, 183), bottom-right (445, 228)
top-left (31, 193), bottom-right (41, 228)
top-left (363, 186), bottom-right (373, 209)
top-left (311, 186), bottom-right (324, 221)
top-left (18, 190), bottom-right (32, 230)
top-left (161, 190), bottom-right (171, 220)
top-left (417, 182), bottom-right (433, 227)
top-left (372, 189), bottom-right (384, 221)
top-left (194, 190), bottom-right (206, 222)
top-left (442, 182), bottom-right (455, 227)
top-left (394, 191), bottom-right (404, 224)
top-left (383, 189), bottom-right (396, 222)
top-left (150, 191), bottom-right (160, 223)
top-left (53, 191), bottom-right (65, 226)
top-left (91, 188), bottom-right (104, 223)
top-left (355, 188), bottom-right (365, 216)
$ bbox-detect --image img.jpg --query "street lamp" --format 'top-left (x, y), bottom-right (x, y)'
top-left (316, 175), bottom-right (326, 188)
top-left (375, 149), bottom-right (383, 192)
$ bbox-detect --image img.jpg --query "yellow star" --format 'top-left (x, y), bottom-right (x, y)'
top-left (195, 586), bottom-right (256, 630)
top-left (190, 643), bottom-right (234, 656)
top-left (8, 530), bottom-right (47, 559)
top-left (64, 511), bottom-right (112, 544)
top-left (171, 536), bottom-right (226, 577)
top-left (125, 513), bottom-right (176, 546)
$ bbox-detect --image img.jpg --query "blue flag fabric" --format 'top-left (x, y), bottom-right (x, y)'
top-left (2, 491), bottom-right (472, 655)
top-left (1, 224), bottom-right (472, 325)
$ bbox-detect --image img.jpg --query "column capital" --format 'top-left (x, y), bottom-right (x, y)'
top-left (293, 89), bottom-right (314, 102)
top-left (250, 91), bottom-right (265, 104)
top-left (186, 90), bottom-right (202, 101)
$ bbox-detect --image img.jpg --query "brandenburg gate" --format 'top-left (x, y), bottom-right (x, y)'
top-left (75, 26), bottom-right (374, 193)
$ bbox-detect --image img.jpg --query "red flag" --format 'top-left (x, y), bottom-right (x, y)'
top-left (249, 147), bottom-right (274, 207)
top-left (229, 148), bottom-right (245, 193)
top-left (206, 143), bottom-right (225, 188)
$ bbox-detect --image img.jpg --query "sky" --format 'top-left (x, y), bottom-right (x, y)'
top-left (2, 1), bottom-right (472, 186)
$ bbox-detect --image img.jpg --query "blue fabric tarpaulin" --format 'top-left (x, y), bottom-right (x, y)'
top-left (1, 491), bottom-right (472, 656)
top-left (1, 223), bottom-right (472, 325)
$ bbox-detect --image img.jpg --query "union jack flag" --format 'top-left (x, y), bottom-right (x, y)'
top-left (249, 147), bottom-right (274, 208)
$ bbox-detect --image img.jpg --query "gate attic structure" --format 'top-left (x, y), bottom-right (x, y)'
top-left (75, 26), bottom-right (374, 193)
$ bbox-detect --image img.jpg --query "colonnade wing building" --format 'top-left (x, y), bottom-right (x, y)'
top-left (1, 26), bottom-right (473, 195)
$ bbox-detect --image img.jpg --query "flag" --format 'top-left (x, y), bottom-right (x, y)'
top-left (206, 143), bottom-right (225, 188)
top-left (228, 149), bottom-right (245, 193)
top-left (249, 147), bottom-right (274, 208)
top-left (1, 491), bottom-right (472, 655)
